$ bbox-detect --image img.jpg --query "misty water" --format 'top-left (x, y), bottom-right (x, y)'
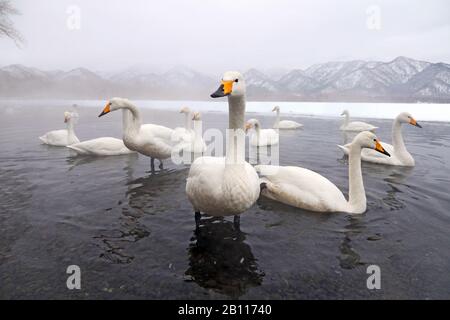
top-left (0, 101), bottom-right (449, 299)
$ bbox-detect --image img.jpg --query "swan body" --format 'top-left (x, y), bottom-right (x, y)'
top-left (187, 156), bottom-right (260, 216)
top-left (340, 110), bottom-right (378, 132)
top-left (98, 98), bottom-right (181, 163)
top-left (39, 111), bottom-right (80, 146)
top-left (272, 106), bottom-right (303, 129)
top-left (67, 137), bottom-right (135, 156)
top-left (186, 71), bottom-right (260, 217)
top-left (256, 131), bottom-right (390, 214)
top-left (339, 112), bottom-right (422, 166)
top-left (245, 118), bottom-right (279, 146)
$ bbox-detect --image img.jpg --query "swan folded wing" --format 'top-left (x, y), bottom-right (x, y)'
top-left (172, 127), bottom-right (192, 143)
top-left (279, 120), bottom-right (302, 129)
top-left (68, 138), bottom-right (134, 155)
top-left (257, 165), bottom-right (347, 212)
top-left (40, 130), bottom-right (69, 146)
top-left (345, 121), bottom-right (378, 131)
top-left (141, 124), bottom-right (178, 144)
top-left (337, 143), bottom-right (351, 155)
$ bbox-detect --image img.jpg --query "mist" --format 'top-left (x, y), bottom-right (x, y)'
top-left (0, 0), bottom-right (449, 74)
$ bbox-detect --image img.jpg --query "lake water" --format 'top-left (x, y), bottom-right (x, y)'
top-left (0, 100), bottom-right (449, 299)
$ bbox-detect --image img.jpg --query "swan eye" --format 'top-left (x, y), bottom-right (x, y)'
top-left (373, 139), bottom-right (376, 142)
top-left (235, 79), bottom-right (239, 83)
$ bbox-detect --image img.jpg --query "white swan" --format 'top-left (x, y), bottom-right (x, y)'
top-left (186, 71), bottom-right (260, 221)
top-left (173, 106), bottom-right (193, 142)
top-left (339, 112), bottom-right (422, 166)
top-left (256, 131), bottom-right (390, 214)
top-left (98, 97), bottom-right (180, 168)
top-left (272, 106), bottom-right (303, 129)
top-left (245, 118), bottom-right (279, 146)
top-left (67, 137), bottom-right (136, 156)
top-left (340, 110), bottom-right (378, 132)
top-left (39, 111), bottom-right (80, 146)
top-left (176, 112), bottom-right (206, 154)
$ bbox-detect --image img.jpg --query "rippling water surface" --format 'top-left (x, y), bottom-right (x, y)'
top-left (0, 101), bottom-right (449, 299)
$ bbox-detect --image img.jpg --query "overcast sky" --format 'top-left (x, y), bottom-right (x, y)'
top-left (1, 0), bottom-right (449, 75)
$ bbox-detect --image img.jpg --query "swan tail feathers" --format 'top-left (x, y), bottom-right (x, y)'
top-left (337, 144), bottom-right (350, 154)
top-left (66, 145), bottom-right (84, 154)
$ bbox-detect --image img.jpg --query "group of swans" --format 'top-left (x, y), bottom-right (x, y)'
top-left (40, 102), bottom-right (207, 163)
top-left (40, 110), bottom-right (135, 156)
top-left (242, 106), bottom-right (303, 147)
top-left (97, 99), bottom-right (206, 168)
top-left (338, 111), bottom-right (422, 166)
top-left (39, 70), bottom-right (422, 220)
top-left (186, 71), bottom-right (421, 222)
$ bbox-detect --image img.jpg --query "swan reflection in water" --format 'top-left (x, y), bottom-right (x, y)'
top-left (65, 152), bottom-right (139, 171)
top-left (338, 216), bottom-right (366, 270)
top-left (185, 216), bottom-right (264, 298)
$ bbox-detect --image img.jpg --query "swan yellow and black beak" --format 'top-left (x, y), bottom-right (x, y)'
top-left (374, 139), bottom-right (390, 157)
top-left (244, 122), bottom-right (253, 133)
top-left (98, 102), bottom-right (111, 117)
top-left (211, 80), bottom-right (234, 98)
top-left (409, 117), bottom-right (422, 128)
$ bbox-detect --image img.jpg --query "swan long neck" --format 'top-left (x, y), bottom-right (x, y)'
top-left (392, 118), bottom-right (407, 154)
top-left (253, 121), bottom-right (262, 144)
top-left (184, 112), bottom-right (192, 131)
top-left (193, 120), bottom-right (202, 143)
top-left (348, 144), bottom-right (366, 213)
top-left (343, 113), bottom-right (350, 126)
top-left (66, 118), bottom-right (76, 139)
top-left (274, 110), bottom-right (280, 126)
top-left (226, 95), bottom-right (246, 165)
top-left (121, 102), bottom-right (141, 136)
top-left (66, 118), bottom-right (74, 132)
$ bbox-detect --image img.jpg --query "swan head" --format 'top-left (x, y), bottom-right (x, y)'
top-left (98, 97), bottom-right (130, 117)
top-left (64, 111), bottom-right (78, 123)
top-left (192, 112), bottom-right (201, 121)
top-left (341, 110), bottom-right (349, 116)
top-left (272, 106), bottom-right (280, 112)
top-left (353, 131), bottom-right (390, 157)
top-left (64, 111), bottom-right (71, 123)
top-left (210, 71), bottom-right (246, 98)
top-left (180, 106), bottom-right (191, 114)
top-left (245, 118), bottom-right (260, 133)
top-left (397, 112), bottom-right (422, 128)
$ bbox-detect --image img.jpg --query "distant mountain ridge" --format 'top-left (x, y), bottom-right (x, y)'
top-left (1, 56), bottom-right (449, 102)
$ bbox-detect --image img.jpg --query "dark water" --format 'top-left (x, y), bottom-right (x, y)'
top-left (1, 102), bottom-right (449, 299)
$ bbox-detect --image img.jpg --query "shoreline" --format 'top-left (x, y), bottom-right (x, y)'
top-left (1, 99), bottom-right (450, 123)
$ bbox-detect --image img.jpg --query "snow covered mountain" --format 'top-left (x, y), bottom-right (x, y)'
top-left (0, 57), bottom-right (449, 102)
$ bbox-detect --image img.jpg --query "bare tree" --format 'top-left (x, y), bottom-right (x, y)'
top-left (0, 0), bottom-right (23, 44)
